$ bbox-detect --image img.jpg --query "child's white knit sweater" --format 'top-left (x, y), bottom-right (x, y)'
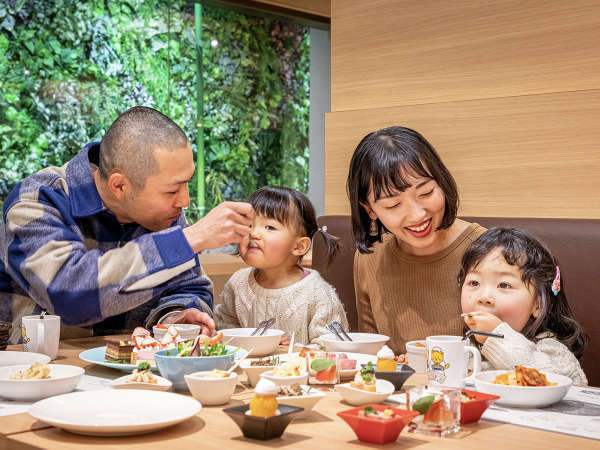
top-left (215, 267), bottom-right (349, 345)
top-left (481, 322), bottom-right (587, 385)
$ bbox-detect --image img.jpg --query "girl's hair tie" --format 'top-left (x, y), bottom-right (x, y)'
top-left (551, 266), bottom-right (561, 296)
top-left (318, 225), bottom-right (328, 233)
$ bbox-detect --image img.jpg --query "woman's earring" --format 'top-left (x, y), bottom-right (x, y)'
top-left (370, 219), bottom-right (378, 236)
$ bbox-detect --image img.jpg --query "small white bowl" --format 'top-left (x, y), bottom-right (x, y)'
top-left (0, 364), bottom-right (84, 401)
top-left (405, 340), bottom-right (427, 373)
top-left (153, 324), bottom-right (200, 342)
top-left (473, 370), bottom-right (572, 408)
top-left (220, 328), bottom-right (285, 357)
top-left (276, 385), bottom-right (326, 419)
top-left (335, 379), bottom-right (395, 406)
top-left (260, 369), bottom-right (308, 387)
top-left (110, 374), bottom-right (172, 392)
top-left (0, 351), bottom-right (51, 367)
top-left (317, 333), bottom-right (389, 355)
top-left (239, 359), bottom-right (278, 387)
top-left (184, 370), bottom-right (238, 406)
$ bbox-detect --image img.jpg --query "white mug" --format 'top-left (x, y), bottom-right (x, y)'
top-left (21, 315), bottom-right (61, 360)
top-left (426, 335), bottom-right (481, 388)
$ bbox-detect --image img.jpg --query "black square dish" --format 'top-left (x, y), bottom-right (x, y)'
top-left (223, 403), bottom-right (304, 440)
top-left (364, 363), bottom-right (415, 390)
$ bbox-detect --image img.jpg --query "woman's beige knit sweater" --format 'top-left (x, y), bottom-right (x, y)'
top-left (354, 223), bottom-right (485, 354)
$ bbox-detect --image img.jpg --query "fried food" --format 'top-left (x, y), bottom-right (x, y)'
top-left (9, 362), bottom-right (52, 379)
top-left (493, 366), bottom-right (557, 386)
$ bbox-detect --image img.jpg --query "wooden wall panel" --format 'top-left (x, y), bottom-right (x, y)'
top-left (331, 0), bottom-right (600, 112)
top-left (324, 90), bottom-right (600, 218)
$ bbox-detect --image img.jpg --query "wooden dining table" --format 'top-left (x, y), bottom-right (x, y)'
top-left (0, 336), bottom-right (596, 449)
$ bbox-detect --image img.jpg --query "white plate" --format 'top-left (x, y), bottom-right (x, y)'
top-left (473, 370), bottom-right (572, 408)
top-left (0, 351), bottom-right (51, 367)
top-left (110, 374), bottom-right (172, 391)
top-left (0, 364), bottom-right (83, 401)
top-left (335, 379), bottom-right (395, 406)
top-left (267, 352), bottom-right (376, 379)
top-left (29, 390), bottom-right (201, 436)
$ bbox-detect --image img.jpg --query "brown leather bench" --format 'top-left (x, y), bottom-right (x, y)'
top-left (313, 215), bottom-right (600, 386)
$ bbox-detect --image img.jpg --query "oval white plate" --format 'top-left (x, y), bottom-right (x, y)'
top-left (251, 352), bottom-right (376, 380)
top-left (335, 379), bottom-right (395, 406)
top-left (473, 370), bottom-right (572, 408)
top-left (29, 390), bottom-right (201, 436)
top-left (110, 374), bottom-right (172, 391)
top-left (0, 351), bottom-right (51, 367)
top-left (0, 364), bottom-right (83, 401)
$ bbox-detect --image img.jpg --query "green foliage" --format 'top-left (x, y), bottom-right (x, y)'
top-left (0, 0), bottom-right (310, 220)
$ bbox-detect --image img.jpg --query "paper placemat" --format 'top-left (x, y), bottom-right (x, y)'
top-left (481, 386), bottom-right (600, 441)
top-left (387, 386), bottom-right (600, 441)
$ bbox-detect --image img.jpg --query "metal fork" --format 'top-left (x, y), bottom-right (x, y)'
top-left (326, 323), bottom-right (344, 341)
top-left (331, 320), bottom-right (352, 341)
top-left (250, 317), bottom-right (276, 336)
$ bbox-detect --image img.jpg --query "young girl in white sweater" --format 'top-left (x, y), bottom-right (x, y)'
top-left (459, 227), bottom-right (588, 385)
top-left (215, 186), bottom-right (348, 345)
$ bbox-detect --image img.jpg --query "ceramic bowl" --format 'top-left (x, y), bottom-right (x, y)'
top-left (154, 346), bottom-right (246, 391)
top-left (317, 333), bottom-right (389, 355)
top-left (153, 324), bottom-right (200, 342)
top-left (184, 370), bottom-right (238, 405)
top-left (239, 358), bottom-right (280, 387)
top-left (405, 340), bottom-right (427, 373)
top-left (109, 374), bottom-right (172, 392)
top-left (460, 389), bottom-right (500, 423)
top-left (473, 370), bottom-right (572, 408)
top-left (260, 369), bottom-right (308, 387)
top-left (336, 379), bottom-right (395, 406)
top-left (275, 385), bottom-right (326, 419)
top-left (369, 363), bottom-right (415, 390)
top-left (338, 404), bottom-right (419, 445)
top-left (0, 364), bottom-right (83, 401)
top-left (223, 403), bottom-right (304, 440)
top-left (0, 351), bottom-right (51, 367)
top-left (219, 328), bottom-right (285, 357)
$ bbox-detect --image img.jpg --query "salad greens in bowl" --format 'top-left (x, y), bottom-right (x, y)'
top-left (154, 334), bottom-right (246, 391)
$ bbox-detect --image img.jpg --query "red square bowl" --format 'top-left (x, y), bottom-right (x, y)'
top-left (460, 389), bottom-right (500, 424)
top-left (337, 404), bottom-right (419, 445)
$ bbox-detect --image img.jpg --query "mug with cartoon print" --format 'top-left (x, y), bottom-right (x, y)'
top-left (426, 336), bottom-right (481, 388)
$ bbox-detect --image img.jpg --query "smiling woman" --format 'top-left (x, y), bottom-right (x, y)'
top-left (346, 126), bottom-right (486, 355)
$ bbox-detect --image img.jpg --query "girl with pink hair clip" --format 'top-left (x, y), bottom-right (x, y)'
top-left (458, 227), bottom-right (588, 385)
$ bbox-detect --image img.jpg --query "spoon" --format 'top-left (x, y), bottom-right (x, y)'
top-left (227, 348), bottom-right (254, 374)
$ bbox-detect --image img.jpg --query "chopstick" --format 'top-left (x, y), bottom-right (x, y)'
top-left (287, 332), bottom-right (295, 355)
top-left (463, 330), bottom-right (504, 341)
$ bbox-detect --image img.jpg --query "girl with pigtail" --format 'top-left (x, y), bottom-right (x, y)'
top-left (215, 186), bottom-right (348, 345)
top-left (459, 227), bottom-right (588, 385)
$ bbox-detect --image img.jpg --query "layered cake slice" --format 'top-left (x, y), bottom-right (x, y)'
top-left (105, 339), bottom-right (135, 362)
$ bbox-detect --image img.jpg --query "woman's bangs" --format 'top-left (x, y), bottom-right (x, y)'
top-left (370, 152), bottom-right (433, 201)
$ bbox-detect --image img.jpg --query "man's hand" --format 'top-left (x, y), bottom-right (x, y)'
top-left (162, 308), bottom-right (216, 337)
top-left (463, 311), bottom-right (502, 344)
top-left (183, 201), bottom-right (255, 253)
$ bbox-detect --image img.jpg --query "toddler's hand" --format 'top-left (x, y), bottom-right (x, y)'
top-left (279, 336), bottom-right (291, 346)
top-left (463, 311), bottom-right (502, 344)
top-left (394, 354), bottom-right (407, 364)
